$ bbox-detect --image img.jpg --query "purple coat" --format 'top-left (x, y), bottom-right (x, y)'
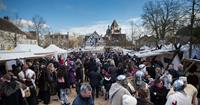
top-left (68, 65), bottom-right (76, 84)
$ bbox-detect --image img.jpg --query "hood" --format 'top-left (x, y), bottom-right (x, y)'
top-left (109, 82), bottom-right (123, 98)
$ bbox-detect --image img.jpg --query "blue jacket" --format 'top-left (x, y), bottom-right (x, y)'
top-left (72, 95), bottom-right (94, 105)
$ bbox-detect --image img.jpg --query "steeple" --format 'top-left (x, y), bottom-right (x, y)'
top-left (111, 20), bottom-right (119, 30)
top-left (111, 20), bottom-right (121, 34)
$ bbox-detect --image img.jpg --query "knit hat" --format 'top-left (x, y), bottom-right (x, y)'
top-left (173, 79), bottom-right (184, 91)
top-left (117, 75), bottom-right (126, 81)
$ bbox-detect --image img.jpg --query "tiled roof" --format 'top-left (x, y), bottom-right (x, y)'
top-left (0, 18), bottom-right (26, 35)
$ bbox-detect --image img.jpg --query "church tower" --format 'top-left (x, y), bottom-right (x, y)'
top-left (111, 20), bottom-right (121, 34)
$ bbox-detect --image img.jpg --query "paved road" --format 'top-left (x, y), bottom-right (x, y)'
top-left (39, 88), bottom-right (109, 105)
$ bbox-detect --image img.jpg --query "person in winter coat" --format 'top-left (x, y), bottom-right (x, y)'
top-left (89, 68), bottom-right (102, 98)
top-left (150, 79), bottom-right (168, 105)
top-left (166, 79), bottom-right (192, 105)
top-left (59, 56), bottom-right (65, 65)
top-left (109, 75), bottom-right (131, 105)
top-left (1, 73), bottom-right (27, 105)
top-left (88, 57), bottom-right (98, 73)
top-left (103, 76), bottom-right (112, 100)
top-left (187, 65), bottom-right (199, 89)
top-left (177, 64), bottom-right (185, 76)
top-left (72, 83), bottom-right (94, 105)
top-left (83, 57), bottom-right (90, 81)
top-left (167, 77), bottom-right (198, 105)
top-left (68, 61), bottom-right (76, 88)
top-left (146, 63), bottom-right (156, 79)
top-left (116, 63), bottom-right (125, 76)
top-left (18, 63), bottom-right (37, 105)
top-left (42, 63), bottom-right (56, 104)
top-left (75, 59), bottom-right (84, 94)
top-left (137, 86), bottom-right (154, 105)
top-left (57, 65), bottom-right (70, 105)
top-left (132, 70), bottom-right (147, 93)
top-left (168, 64), bottom-right (179, 81)
top-left (137, 89), bottom-right (154, 105)
top-left (155, 67), bottom-right (162, 79)
top-left (160, 69), bottom-right (173, 90)
top-left (108, 60), bottom-right (117, 83)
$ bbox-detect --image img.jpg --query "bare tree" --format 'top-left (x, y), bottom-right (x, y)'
top-left (14, 13), bottom-right (24, 30)
top-left (184, 0), bottom-right (200, 58)
top-left (29, 15), bottom-right (47, 45)
top-left (142, 0), bottom-right (184, 40)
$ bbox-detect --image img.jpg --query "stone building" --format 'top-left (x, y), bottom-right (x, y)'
top-left (104, 20), bottom-right (127, 47)
top-left (135, 35), bottom-right (157, 49)
top-left (0, 17), bottom-right (37, 50)
top-left (44, 33), bottom-right (69, 49)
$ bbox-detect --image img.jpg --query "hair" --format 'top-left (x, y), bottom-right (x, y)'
top-left (155, 67), bottom-right (161, 73)
top-left (3, 73), bottom-right (11, 81)
top-left (80, 83), bottom-right (92, 93)
top-left (47, 63), bottom-right (54, 70)
top-left (22, 63), bottom-right (29, 70)
top-left (154, 78), bottom-right (162, 85)
top-left (137, 88), bottom-right (149, 99)
top-left (57, 65), bottom-right (66, 78)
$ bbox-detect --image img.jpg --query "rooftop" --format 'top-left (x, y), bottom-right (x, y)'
top-left (0, 17), bottom-right (26, 35)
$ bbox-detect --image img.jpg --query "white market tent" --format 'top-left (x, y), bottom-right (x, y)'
top-left (13, 44), bottom-right (53, 55)
top-left (45, 44), bottom-right (68, 61)
top-left (127, 44), bottom-right (176, 58)
top-left (82, 46), bottom-right (105, 52)
top-left (140, 45), bottom-right (151, 51)
top-left (45, 44), bottom-right (67, 54)
top-left (0, 51), bottom-right (43, 61)
top-left (0, 44), bottom-right (54, 61)
top-left (128, 49), bottom-right (172, 58)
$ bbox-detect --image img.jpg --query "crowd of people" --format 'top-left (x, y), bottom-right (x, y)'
top-left (0, 49), bottom-right (199, 105)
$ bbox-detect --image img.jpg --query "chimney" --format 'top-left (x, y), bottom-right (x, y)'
top-left (3, 16), bottom-right (9, 20)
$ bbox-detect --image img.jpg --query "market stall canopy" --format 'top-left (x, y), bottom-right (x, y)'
top-left (45, 44), bottom-right (67, 54)
top-left (81, 46), bottom-right (105, 52)
top-left (0, 51), bottom-right (43, 61)
top-left (140, 45), bottom-right (151, 51)
top-left (13, 44), bottom-right (54, 55)
top-left (128, 48), bottom-right (173, 58)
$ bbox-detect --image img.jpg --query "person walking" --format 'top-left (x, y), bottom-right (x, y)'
top-left (89, 68), bottom-right (102, 99)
